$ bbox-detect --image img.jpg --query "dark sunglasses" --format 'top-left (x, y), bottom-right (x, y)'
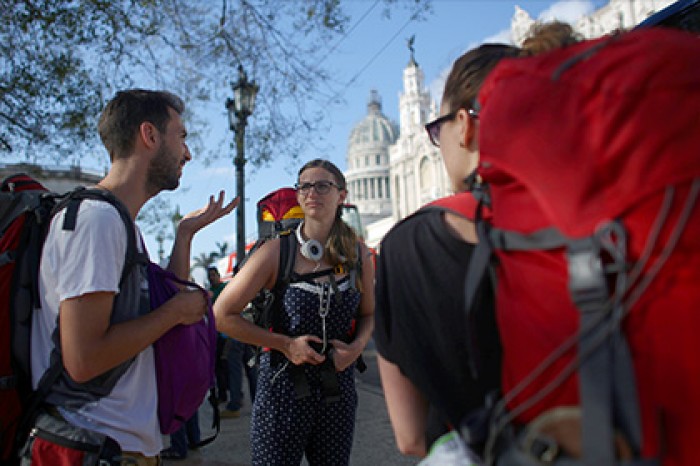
top-left (294, 180), bottom-right (342, 195)
top-left (424, 108), bottom-right (479, 148)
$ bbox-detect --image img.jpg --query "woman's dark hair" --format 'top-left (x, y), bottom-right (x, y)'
top-left (442, 21), bottom-right (580, 113)
top-left (297, 159), bottom-right (360, 282)
top-left (441, 44), bottom-right (520, 114)
top-left (521, 21), bottom-right (581, 56)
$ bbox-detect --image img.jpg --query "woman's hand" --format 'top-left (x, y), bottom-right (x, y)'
top-left (329, 339), bottom-right (362, 372)
top-left (284, 335), bottom-right (326, 366)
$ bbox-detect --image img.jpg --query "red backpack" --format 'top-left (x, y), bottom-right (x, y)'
top-left (0, 174), bottom-right (140, 465)
top-left (469, 27), bottom-right (700, 465)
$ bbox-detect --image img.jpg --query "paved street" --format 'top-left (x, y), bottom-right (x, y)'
top-left (172, 347), bottom-right (416, 466)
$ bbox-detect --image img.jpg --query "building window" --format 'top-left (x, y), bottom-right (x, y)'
top-left (377, 177), bottom-right (383, 198)
top-left (376, 154), bottom-right (381, 165)
top-left (365, 155), bottom-right (369, 167)
top-left (394, 176), bottom-right (401, 218)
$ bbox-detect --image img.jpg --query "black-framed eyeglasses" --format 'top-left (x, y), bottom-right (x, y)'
top-left (294, 180), bottom-right (342, 195)
top-left (424, 108), bottom-right (479, 148)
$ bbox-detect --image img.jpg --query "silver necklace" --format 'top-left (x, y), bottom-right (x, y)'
top-left (318, 281), bottom-right (332, 354)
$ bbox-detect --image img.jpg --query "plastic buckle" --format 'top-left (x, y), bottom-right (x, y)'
top-left (527, 435), bottom-right (560, 464)
top-left (567, 239), bottom-right (608, 313)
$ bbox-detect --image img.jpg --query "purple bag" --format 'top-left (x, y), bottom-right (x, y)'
top-left (146, 262), bottom-right (217, 434)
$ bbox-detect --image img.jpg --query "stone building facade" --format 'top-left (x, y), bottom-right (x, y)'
top-left (345, 0), bottom-right (674, 248)
top-left (0, 163), bottom-right (103, 193)
top-left (344, 90), bottom-right (399, 234)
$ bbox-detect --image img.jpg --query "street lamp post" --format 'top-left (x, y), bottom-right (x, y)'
top-left (170, 206), bottom-right (182, 239)
top-left (226, 65), bottom-right (258, 268)
top-left (156, 232), bottom-right (165, 263)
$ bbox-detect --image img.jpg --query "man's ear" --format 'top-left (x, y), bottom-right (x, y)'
top-left (139, 121), bottom-right (160, 150)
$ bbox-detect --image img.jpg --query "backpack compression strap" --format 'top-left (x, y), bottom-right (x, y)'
top-left (481, 223), bottom-right (645, 465)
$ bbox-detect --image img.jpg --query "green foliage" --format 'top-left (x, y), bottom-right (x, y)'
top-left (1, 0), bottom-right (431, 169)
top-left (191, 241), bottom-right (228, 273)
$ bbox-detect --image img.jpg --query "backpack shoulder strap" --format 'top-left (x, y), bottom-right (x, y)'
top-left (262, 232), bottom-right (297, 331)
top-left (349, 242), bottom-right (362, 291)
top-left (54, 187), bottom-right (148, 287)
top-left (275, 231), bottom-right (297, 290)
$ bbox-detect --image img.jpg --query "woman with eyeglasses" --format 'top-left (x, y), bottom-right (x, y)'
top-left (374, 22), bottom-right (578, 462)
top-left (214, 158), bottom-right (374, 466)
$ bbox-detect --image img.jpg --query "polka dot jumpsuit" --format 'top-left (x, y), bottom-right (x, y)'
top-left (250, 276), bottom-right (361, 466)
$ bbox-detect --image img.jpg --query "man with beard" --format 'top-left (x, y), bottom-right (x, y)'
top-left (30, 90), bottom-right (237, 464)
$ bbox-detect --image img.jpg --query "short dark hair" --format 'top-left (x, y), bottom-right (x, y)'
top-left (442, 21), bottom-right (580, 114)
top-left (442, 44), bottom-right (520, 114)
top-left (98, 89), bottom-right (184, 161)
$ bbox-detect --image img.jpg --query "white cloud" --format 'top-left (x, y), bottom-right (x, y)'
top-left (429, 70), bottom-right (448, 108)
top-left (427, 27), bottom-right (511, 106)
top-left (538, 0), bottom-right (596, 23)
top-left (426, 1), bottom-right (597, 111)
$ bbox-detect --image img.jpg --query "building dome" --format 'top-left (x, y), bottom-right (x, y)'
top-left (344, 90), bottom-right (397, 241)
top-left (348, 90), bottom-right (398, 149)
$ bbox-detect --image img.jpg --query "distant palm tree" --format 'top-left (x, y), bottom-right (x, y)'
top-left (191, 242), bottom-right (230, 274)
top-left (214, 241), bottom-right (229, 260)
top-left (192, 251), bottom-right (217, 272)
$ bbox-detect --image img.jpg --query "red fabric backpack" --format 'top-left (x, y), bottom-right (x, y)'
top-left (470, 27), bottom-right (700, 466)
top-left (0, 174), bottom-right (50, 464)
top-left (256, 187), bottom-right (304, 241)
top-left (0, 174), bottom-right (142, 464)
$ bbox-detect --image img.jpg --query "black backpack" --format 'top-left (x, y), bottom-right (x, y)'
top-left (0, 174), bottom-right (137, 465)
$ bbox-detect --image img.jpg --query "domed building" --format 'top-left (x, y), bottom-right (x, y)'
top-left (345, 0), bottom-right (675, 248)
top-left (344, 90), bottom-right (399, 237)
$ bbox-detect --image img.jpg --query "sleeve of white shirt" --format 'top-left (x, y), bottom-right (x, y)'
top-left (47, 200), bottom-right (129, 302)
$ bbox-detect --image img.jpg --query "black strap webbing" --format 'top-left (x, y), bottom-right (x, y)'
top-left (57, 188), bottom-right (148, 287)
top-left (463, 201), bottom-right (493, 380)
top-left (489, 226), bottom-right (568, 252)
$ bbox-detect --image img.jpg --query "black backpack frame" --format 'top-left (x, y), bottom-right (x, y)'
top-left (242, 231), bottom-right (367, 374)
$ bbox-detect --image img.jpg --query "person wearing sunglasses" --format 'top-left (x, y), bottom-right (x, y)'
top-left (214, 159), bottom-right (374, 466)
top-left (374, 22), bottom-right (578, 462)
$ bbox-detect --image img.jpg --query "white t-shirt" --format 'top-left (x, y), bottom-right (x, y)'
top-left (30, 199), bottom-right (162, 456)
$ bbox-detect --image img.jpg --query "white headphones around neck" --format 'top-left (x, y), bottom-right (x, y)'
top-left (296, 221), bottom-right (324, 262)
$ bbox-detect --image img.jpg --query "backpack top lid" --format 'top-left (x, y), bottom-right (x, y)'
top-left (1, 173), bottom-right (47, 193)
top-left (478, 27), bottom-right (700, 238)
top-left (256, 187), bottom-right (304, 240)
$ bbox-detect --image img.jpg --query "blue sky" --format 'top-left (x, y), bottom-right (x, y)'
top-left (147, 0), bottom-right (606, 281)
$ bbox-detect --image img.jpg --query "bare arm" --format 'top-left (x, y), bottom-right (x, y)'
top-left (378, 354), bottom-right (429, 457)
top-left (168, 191), bottom-right (238, 279)
top-left (330, 242), bottom-right (375, 371)
top-left (60, 288), bottom-right (208, 382)
top-left (213, 240), bottom-right (325, 366)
